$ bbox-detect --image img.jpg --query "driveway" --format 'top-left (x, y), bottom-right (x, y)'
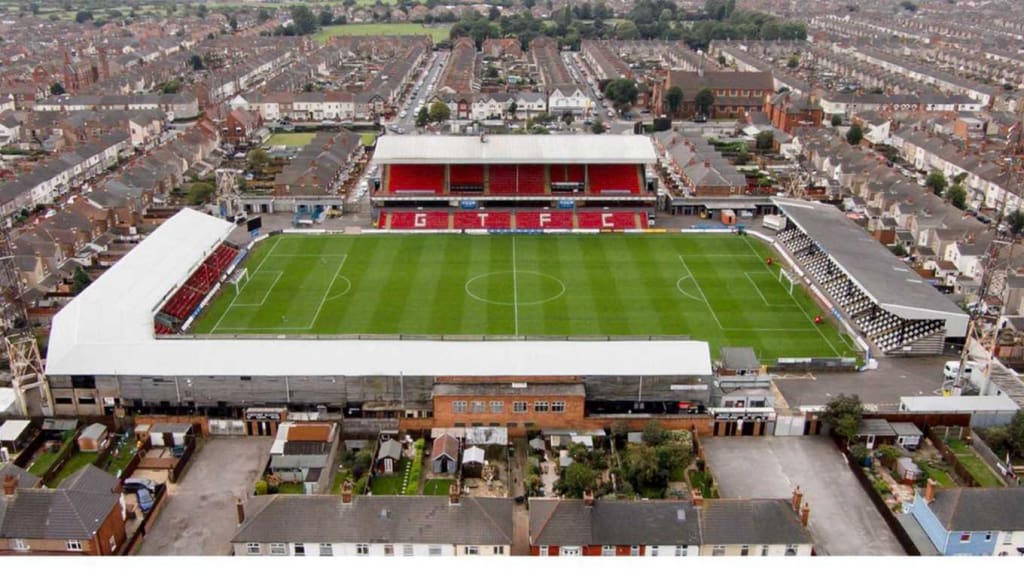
top-left (702, 436), bottom-right (904, 556)
top-left (139, 437), bottom-right (273, 556)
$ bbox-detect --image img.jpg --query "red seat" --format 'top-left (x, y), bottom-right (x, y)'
top-left (549, 164), bottom-right (585, 184)
top-left (577, 211), bottom-right (642, 230)
top-left (454, 211), bottom-right (512, 229)
top-left (387, 211), bottom-right (450, 229)
top-left (588, 164), bottom-right (641, 195)
top-left (450, 165), bottom-right (485, 191)
top-left (387, 164), bottom-right (444, 195)
top-left (489, 165), bottom-right (517, 195)
top-left (515, 211), bottom-right (574, 229)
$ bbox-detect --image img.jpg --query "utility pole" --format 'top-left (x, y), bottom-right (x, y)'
top-left (0, 223), bottom-right (51, 416)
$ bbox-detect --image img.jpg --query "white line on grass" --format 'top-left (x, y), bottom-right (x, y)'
top-left (743, 236), bottom-right (842, 357)
top-left (512, 236), bottom-right (519, 336)
top-left (231, 271), bottom-right (283, 307)
top-left (209, 236), bottom-right (281, 333)
top-left (744, 272), bottom-right (798, 308)
top-left (307, 255), bottom-right (349, 329)
top-left (677, 255), bottom-right (723, 330)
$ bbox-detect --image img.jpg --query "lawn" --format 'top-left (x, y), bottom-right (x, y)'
top-left (192, 234), bottom-right (855, 362)
top-left (917, 461), bottom-right (956, 488)
top-left (48, 451), bottom-right (98, 487)
top-left (314, 23), bottom-right (451, 44)
top-left (27, 449), bottom-right (60, 477)
top-left (360, 133), bottom-right (377, 147)
top-left (423, 478), bottom-right (453, 496)
top-left (266, 132), bottom-right (316, 148)
top-left (104, 435), bottom-right (138, 478)
top-left (370, 472), bottom-right (405, 495)
top-left (945, 439), bottom-right (1004, 487)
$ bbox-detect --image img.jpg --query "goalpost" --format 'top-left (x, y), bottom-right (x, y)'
top-left (228, 268), bottom-right (249, 296)
top-left (778, 267), bottom-right (798, 296)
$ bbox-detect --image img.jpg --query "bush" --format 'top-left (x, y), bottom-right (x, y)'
top-left (254, 479), bottom-right (268, 495)
top-left (353, 475), bottom-right (368, 495)
top-left (404, 439), bottom-right (425, 495)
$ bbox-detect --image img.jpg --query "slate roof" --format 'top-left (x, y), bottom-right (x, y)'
top-left (431, 434), bottom-right (460, 462)
top-left (699, 499), bottom-right (811, 545)
top-left (858, 419), bottom-right (897, 437)
top-left (929, 488), bottom-right (1024, 531)
top-left (0, 465), bottom-right (120, 541)
top-left (232, 495), bottom-right (513, 545)
top-left (529, 499), bottom-right (701, 546)
top-left (720, 347), bottom-right (760, 371)
top-left (377, 439), bottom-right (402, 462)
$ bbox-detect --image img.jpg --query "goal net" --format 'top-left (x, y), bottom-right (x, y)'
top-left (778, 268), bottom-right (798, 295)
top-left (228, 268), bottom-right (249, 295)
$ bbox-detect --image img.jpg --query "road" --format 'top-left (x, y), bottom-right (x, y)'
top-left (392, 49), bottom-right (449, 133)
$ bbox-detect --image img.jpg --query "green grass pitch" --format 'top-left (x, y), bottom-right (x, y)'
top-left (191, 234), bottom-right (857, 362)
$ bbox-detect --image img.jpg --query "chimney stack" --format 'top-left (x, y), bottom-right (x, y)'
top-left (3, 474), bottom-right (16, 497)
top-left (800, 502), bottom-right (810, 527)
top-left (449, 481), bottom-right (461, 506)
top-left (924, 478), bottom-right (936, 504)
top-left (791, 486), bottom-right (803, 513)
top-left (583, 490), bottom-right (595, 507)
top-left (341, 480), bottom-right (353, 504)
top-left (236, 498), bottom-right (245, 525)
top-left (691, 489), bottom-right (703, 507)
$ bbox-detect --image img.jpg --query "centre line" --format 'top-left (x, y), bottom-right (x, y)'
top-left (512, 235), bottom-right (519, 336)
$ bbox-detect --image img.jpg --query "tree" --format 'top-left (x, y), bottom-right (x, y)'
top-left (557, 462), bottom-right (597, 498)
top-left (75, 10), bottom-right (93, 23)
top-left (900, 1), bottom-right (918, 12)
top-left (161, 79), bottom-right (181, 94)
top-left (604, 78), bottom-right (638, 113)
top-left (925, 170), bottom-right (948, 197)
top-left (247, 148), bottom-right (270, 174)
top-left (197, 4), bottom-right (208, 19)
top-left (1009, 411), bottom-right (1024, 458)
top-left (664, 86), bottom-right (684, 117)
top-left (429, 101), bottom-right (451, 123)
top-left (187, 181), bottom-right (216, 205)
top-left (946, 184), bottom-right (967, 210)
top-left (787, 55), bottom-right (800, 69)
top-left (72, 266), bottom-right (91, 294)
top-left (641, 420), bottom-right (668, 446)
top-left (415, 105), bottom-right (430, 127)
top-left (561, 111), bottom-right (574, 127)
top-left (831, 113), bottom-right (843, 127)
top-left (319, 8), bottom-right (334, 27)
top-left (718, 54), bottom-right (727, 66)
top-left (845, 123), bottom-right (863, 145)
top-left (1008, 210), bottom-right (1024, 236)
top-left (591, 122), bottom-right (606, 134)
top-left (614, 20), bottom-right (639, 40)
top-left (507, 101), bottom-right (518, 119)
top-left (823, 394), bottom-right (863, 446)
top-left (188, 54), bottom-right (205, 71)
top-left (257, 8), bottom-right (272, 23)
top-left (290, 5), bottom-right (318, 35)
top-left (756, 130), bottom-right (774, 150)
top-left (694, 88), bottom-right (714, 117)
top-left (49, 82), bottom-right (65, 96)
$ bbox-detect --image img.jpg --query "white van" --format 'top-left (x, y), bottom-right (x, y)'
top-left (943, 360), bottom-right (977, 380)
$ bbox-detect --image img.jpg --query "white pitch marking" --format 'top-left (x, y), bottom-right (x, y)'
top-left (209, 235), bottom-right (281, 333)
top-left (677, 254), bottom-right (723, 330)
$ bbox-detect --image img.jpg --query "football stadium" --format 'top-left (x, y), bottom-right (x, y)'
top-left (43, 134), bottom-right (967, 433)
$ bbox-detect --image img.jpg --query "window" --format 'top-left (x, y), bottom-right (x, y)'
top-left (651, 546), bottom-right (658, 556)
top-left (246, 543), bottom-right (261, 555)
top-left (1004, 532), bottom-right (1013, 545)
top-left (785, 545), bottom-right (799, 556)
top-left (294, 543), bottom-right (305, 556)
top-left (403, 544), bottom-right (414, 557)
top-left (471, 401), bottom-right (486, 414)
top-left (539, 545), bottom-right (549, 556)
top-left (741, 545), bottom-right (749, 556)
top-left (551, 401), bottom-right (566, 413)
top-left (270, 543), bottom-right (287, 556)
top-left (109, 535), bottom-right (117, 553)
top-left (761, 545), bottom-right (769, 556)
top-left (12, 539), bottom-right (28, 551)
top-left (984, 532), bottom-right (993, 542)
top-left (675, 546), bottom-right (687, 557)
top-left (428, 546), bottom-right (443, 556)
top-left (464, 546), bottom-right (479, 555)
top-left (513, 401), bottom-right (527, 413)
top-left (356, 543), bottom-right (369, 556)
top-left (712, 545), bottom-right (726, 557)
top-left (490, 401), bottom-right (504, 414)
top-left (452, 401), bottom-right (467, 414)
top-left (384, 544), bottom-right (394, 556)
top-left (319, 543), bottom-right (333, 557)
top-left (630, 545), bottom-right (640, 556)
top-left (493, 546), bottom-right (504, 555)
top-left (561, 546), bottom-right (581, 556)
top-left (534, 401), bottom-right (549, 413)
top-left (65, 540), bottom-right (82, 552)
top-left (601, 545), bottom-right (615, 556)
top-left (960, 533), bottom-right (971, 543)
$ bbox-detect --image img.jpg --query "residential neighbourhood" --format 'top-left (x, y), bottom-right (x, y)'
top-left (3, 0), bottom-right (1024, 563)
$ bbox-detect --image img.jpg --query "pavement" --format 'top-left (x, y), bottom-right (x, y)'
top-left (138, 437), bottom-right (273, 556)
top-left (702, 436), bottom-right (905, 556)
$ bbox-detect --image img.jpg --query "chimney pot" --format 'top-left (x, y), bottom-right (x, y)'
top-left (3, 474), bottom-right (16, 497)
top-left (449, 481), bottom-right (461, 506)
top-left (800, 502), bottom-right (810, 527)
top-left (236, 498), bottom-right (245, 525)
top-left (341, 479), bottom-right (353, 504)
top-left (691, 489), bottom-right (703, 507)
top-left (792, 486), bottom-right (803, 512)
top-left (583, 490), bottom-right (595, 507)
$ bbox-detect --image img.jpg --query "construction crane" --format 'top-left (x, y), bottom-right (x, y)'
top-left (0, 222), bottom-right (51, 416)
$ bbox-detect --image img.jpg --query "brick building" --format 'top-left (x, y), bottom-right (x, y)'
top-left (653, 71), bottom-right (774, 119)
top-left (432, 380), bottom-right (587, 430)
top-left (764, 92), bottom-right (824, 134)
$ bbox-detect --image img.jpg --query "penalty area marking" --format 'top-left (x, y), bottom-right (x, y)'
top-left (675, 275), bottom-right (702, 302)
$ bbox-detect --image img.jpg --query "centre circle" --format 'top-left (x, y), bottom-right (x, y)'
top-left (465, 271), bottom-right (566, 306)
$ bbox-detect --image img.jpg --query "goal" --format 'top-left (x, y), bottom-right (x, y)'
top-left (778, 267), bottom-right (799, 296)
top-left (227, 268), bottom-right (249, 295)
